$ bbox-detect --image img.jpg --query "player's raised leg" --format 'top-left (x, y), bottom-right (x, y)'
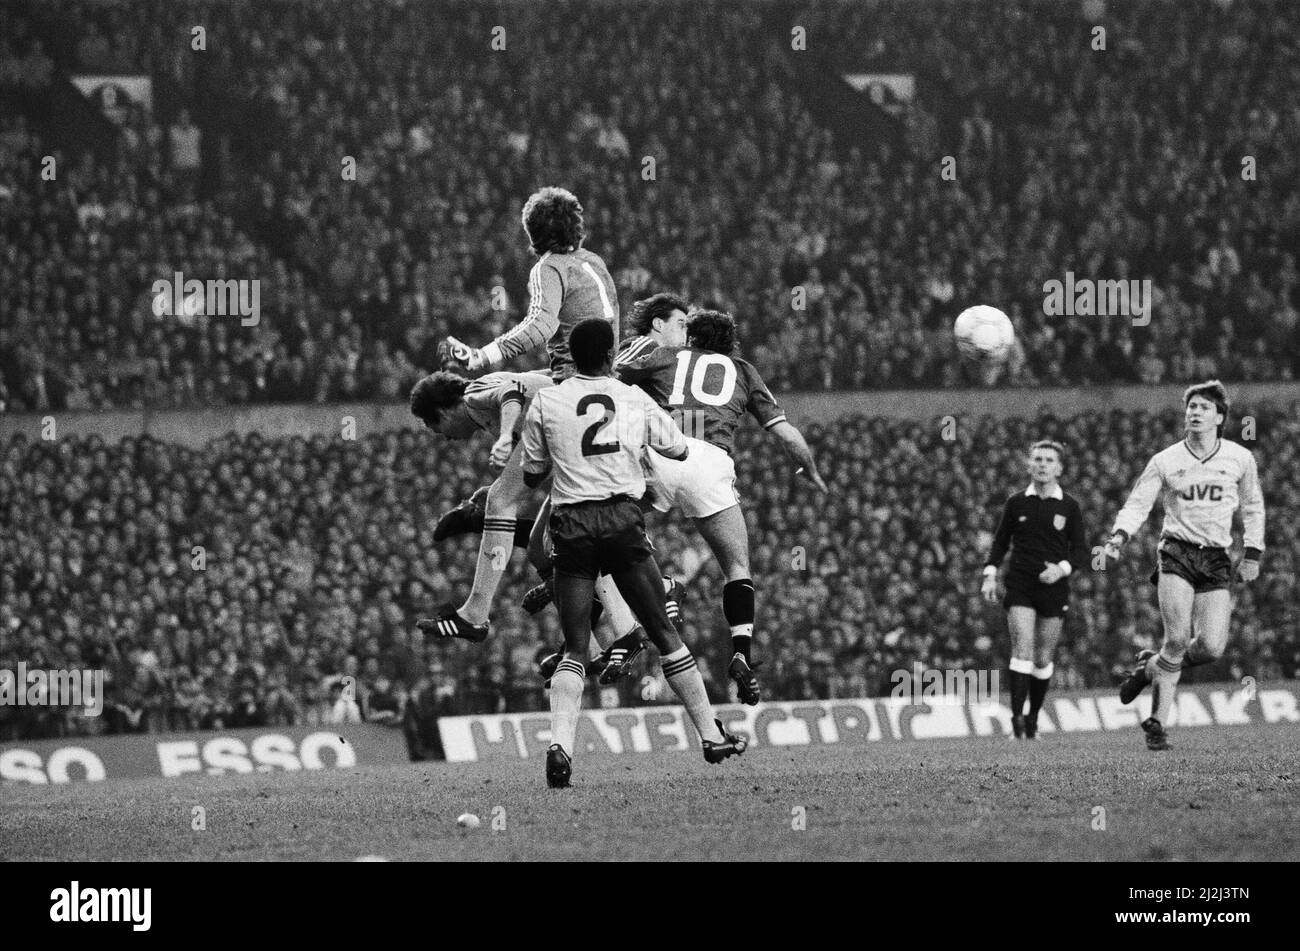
top-left (434, 483), bottom-right (540, 549)
top-left (1025, 615), bottom-right (1062, 739)
top-left (1145, 573), bottom-right (1196, 750)
top-left (695, 503), bottom-right (760, 704)
top-left (1006, 606), bottom-right (1036, 739)
top-left (608, 551), bottom-right (745, 763)
top-left (460, 443), bottom-right (530, 626)
top-left (587, 575), bottom-right (682, 682)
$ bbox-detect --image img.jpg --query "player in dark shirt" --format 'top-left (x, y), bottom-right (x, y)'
top-left (614, 309), bottom-right (827, 704)
top-left (612, 292), bottom-right (689, 370)
top-left (982, 441), bottom-right (1089, 739)
top-left (617, 317), bottom-right (788, 456)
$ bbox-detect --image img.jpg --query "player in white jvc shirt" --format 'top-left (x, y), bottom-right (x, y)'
top-left (1106, 381), bottom-right (1265, 751)
top-left (520, 318), bottom-right (746, 788)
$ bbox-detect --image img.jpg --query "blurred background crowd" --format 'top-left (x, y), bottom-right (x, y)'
top-left (3, 0), bottom-right (1299, 745)
top-left (2, 0), bottom-right (1299, 413)
top-left (4, 402), bottom-right (1297, 742)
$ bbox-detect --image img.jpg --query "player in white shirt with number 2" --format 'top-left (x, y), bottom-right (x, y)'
top-left (520, 318), bottom-right (746, 788)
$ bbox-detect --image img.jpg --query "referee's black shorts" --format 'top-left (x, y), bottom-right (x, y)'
top-left (549, 495), bottom-right (655, 580)
top-left (1149, 535), bottom-right (1232, 593)
top-left (1003, 569), bottom-right (1070, 618)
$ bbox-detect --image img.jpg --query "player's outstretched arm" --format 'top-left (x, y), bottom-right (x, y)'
top-left (490, 397), bottom-right (524, 470)
top-left (767, 420), bottom-right (827, 492)
top-left (446, 262), bottom-right (563, 372)
top-left (1238, 452), bottom-right (1265, 582)
top-left (520, 398), bottom-right (552, 489)
top-left (1106, 456), bottom-right (1163, 558)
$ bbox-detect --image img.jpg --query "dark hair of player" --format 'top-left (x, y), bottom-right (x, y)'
top-left (685, 309), bottom-right (737, 355)
top-left (409, 371), bottom-right (469, 426)
top-left (1183, 379), bottom-right (1229, 435)
top-left (521, 187), bottom-right (585, 255)
top-left (1029, 439), bottom-right (1066, 466)
top-left (626, 292), bottom-right (690, 338)
top-left (570, 318), bottom-right (615, 375)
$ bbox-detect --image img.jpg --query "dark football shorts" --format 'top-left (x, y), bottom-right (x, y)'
top-left (549, 496), bottom-right (655, 580)
top-left (1149, 536), bottom-right (1232, 592)
top-left (1003, 570), bottom-right (1070, 618)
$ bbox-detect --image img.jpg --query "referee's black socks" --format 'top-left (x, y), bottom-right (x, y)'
top-left (1009, 657), bottom-right (1034, 716)
top-left (1028, 662), bottom-right (1054, 716)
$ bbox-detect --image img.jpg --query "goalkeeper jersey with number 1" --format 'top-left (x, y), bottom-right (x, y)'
top-left (482, 249), bottom-right (619, 381)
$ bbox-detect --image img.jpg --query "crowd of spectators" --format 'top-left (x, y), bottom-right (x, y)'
top-left (0, 6), bottom-right (53, 92)
top-left (4, 400), bottom-right (1297, 742)
top-left (3, 0), bottom-right (1300, 413)
top-left (0, 106), bottom-right (421, 413)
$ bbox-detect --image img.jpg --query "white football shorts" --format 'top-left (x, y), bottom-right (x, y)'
top-left (643, 437), bottom-right (740, 519)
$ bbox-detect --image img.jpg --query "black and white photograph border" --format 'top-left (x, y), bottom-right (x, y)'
top-left (0, 0), bottom-right (1296, 914)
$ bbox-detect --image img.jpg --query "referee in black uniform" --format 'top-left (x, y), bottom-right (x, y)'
top-left (982, 440), bottom-right (1089, 739)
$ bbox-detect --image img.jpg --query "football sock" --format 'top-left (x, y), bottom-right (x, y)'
top-left (661, 646), bottom-right (724, 743)
top-left (512, 518), bottom-right (534, 550)
top-left (1009, 656), bottom-right (1034, 716)
top-left (548, 659), bottom-right (585, 757)
top-left (460, 520), bottom-right (515, 625)
top-left (723, 578), bottom-right (756, 662)
top-left (1028, 662), bottom-right (1054, 716)
top-left (594, 573), bottom-right (639, 638)
top-left (1152, 649), bottom-right (1183, 723)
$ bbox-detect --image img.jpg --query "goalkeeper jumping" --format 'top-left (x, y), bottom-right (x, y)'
top-left (422, 187), bottom-right (620, 643)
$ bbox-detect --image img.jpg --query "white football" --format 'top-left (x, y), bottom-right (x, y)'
top-left (456, 813), bottom-right (481, 829)
top-left (953, 305), bottom-right (1015, 363)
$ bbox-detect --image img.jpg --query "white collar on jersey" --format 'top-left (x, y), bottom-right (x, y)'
top-left (1025, 482), bottom-right (1064, 500)
top-left (1182, 437), bottom-right (1222, 463)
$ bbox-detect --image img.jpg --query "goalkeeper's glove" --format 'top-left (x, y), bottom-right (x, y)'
top-left (441, 335), bottom-right (491, 374)
top-left (436, 338), bottom-right (467, 371)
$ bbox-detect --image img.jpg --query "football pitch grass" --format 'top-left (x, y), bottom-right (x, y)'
top-left (4, 722), bottom-right (1297, 862)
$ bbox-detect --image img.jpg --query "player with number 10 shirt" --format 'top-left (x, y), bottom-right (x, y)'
top-left (615, 309), bottom-right (827, 704)
top-left (619, 332), bottom-right (785, 455)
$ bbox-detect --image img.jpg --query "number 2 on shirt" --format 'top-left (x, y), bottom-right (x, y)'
top-left (577, 394), bottom-right (619, 456)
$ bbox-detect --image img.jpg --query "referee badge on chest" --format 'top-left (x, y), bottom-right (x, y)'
top-left (1053, 514), bottom-right (1067, 531)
